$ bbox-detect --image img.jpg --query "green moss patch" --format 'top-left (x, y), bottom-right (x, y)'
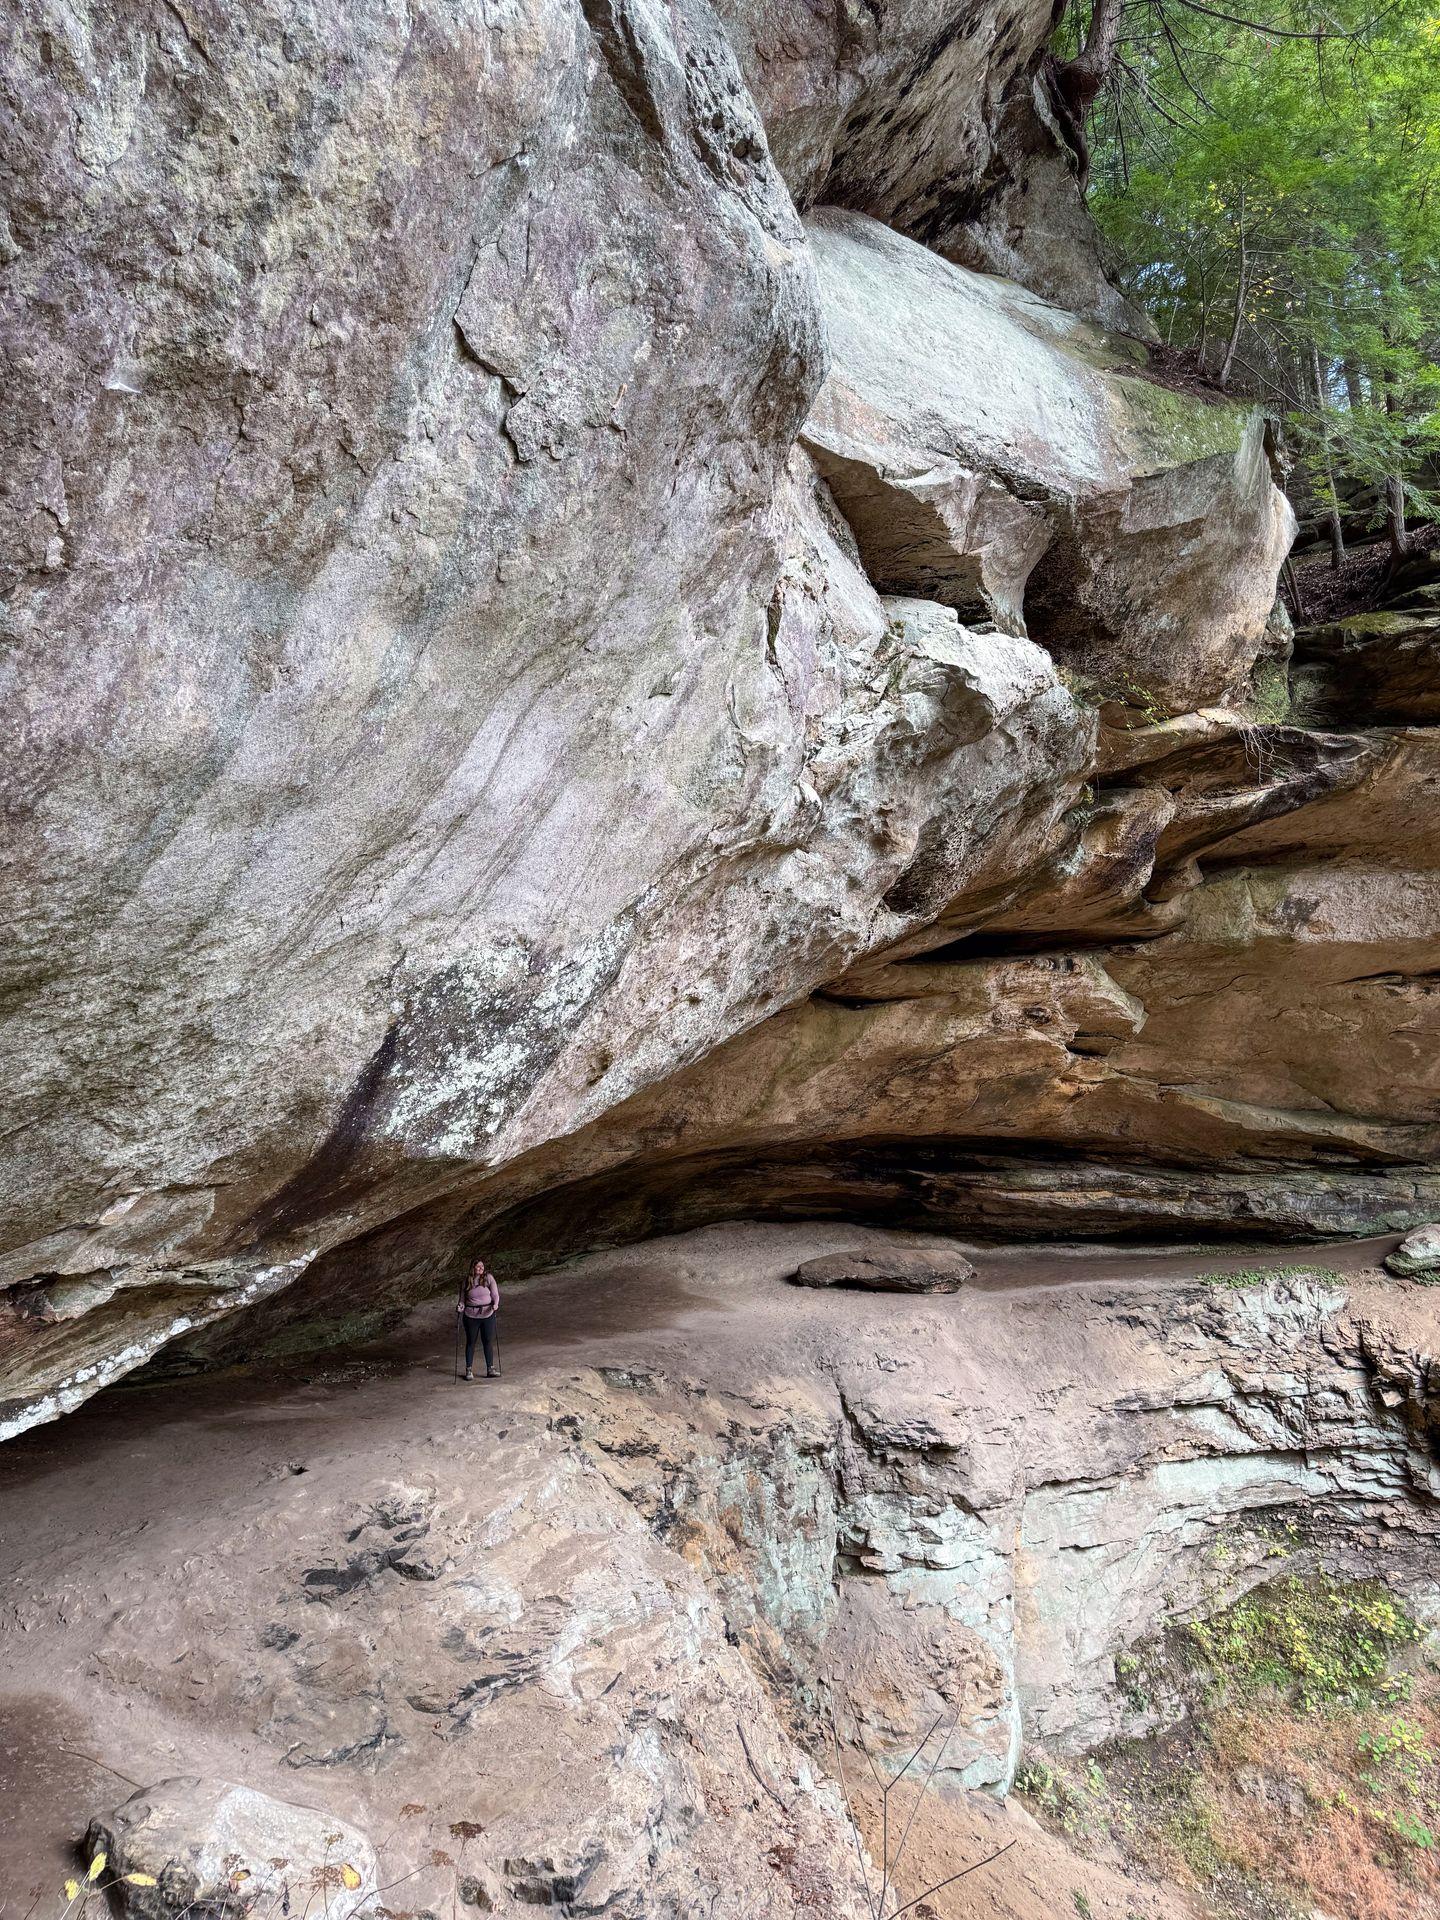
top-left (1185, 1577), bottom-right (1423, 1713)
top-left (1018, 1577), bottom-right (1439, 1920)
top-left (1196, 1264), bottom-right (1343, 1291)
top-left (1111, 372), bottom-right (1251, 471)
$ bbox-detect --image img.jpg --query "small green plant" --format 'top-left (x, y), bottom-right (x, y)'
top-left (1014, 1754), bottom-right (1108, 1838)
top-left (1387, 1808), bottom-right (1436, 1849)
top-left (1357, 1717), bottom-right (1436, 1793)
top-left (1072, 1887), bottom-right (1094, 1919)
top-left (1115, 1650), bottom-right (1152, 1712)
top-left (1195, 1264), bottom-right (1343, 1290)
top-left (1108, 670), bottom-right (1168, 726)
top-left (1246, 659), bottom-right (1293, 725)
top-left (1186, 1576), bottom-right (1423, 1712)
top-left (1014, 1757), bottom-right (1059, 1803)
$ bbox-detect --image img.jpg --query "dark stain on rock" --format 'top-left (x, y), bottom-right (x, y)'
top-left (245, 1025), bottom-right (399, 1246)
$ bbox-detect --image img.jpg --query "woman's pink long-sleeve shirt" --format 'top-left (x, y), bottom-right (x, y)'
top-left (458, 1271), bottom-right (499, 1316)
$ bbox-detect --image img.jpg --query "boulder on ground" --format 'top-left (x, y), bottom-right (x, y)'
top-left (87, 1778), bottom-right (377, 1920)
top-left (1384, 1224), bottom-right (1440, 1279)
top-left (789, 1248), bottom-right (975, 1293)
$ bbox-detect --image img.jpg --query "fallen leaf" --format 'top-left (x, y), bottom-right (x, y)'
top-left (340, 1864), bottom-right (362, 1890)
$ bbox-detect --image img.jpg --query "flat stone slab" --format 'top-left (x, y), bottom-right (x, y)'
top-left (1384, 1224), bottom-right (1440, 1277)
top-left (788, 1248), bottom-right (975, 1293)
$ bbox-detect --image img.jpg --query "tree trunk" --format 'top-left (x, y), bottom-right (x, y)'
top-left (1327, 503), bottom-right (1345, 571)
top-left (1384, 382), bottom-right (1412, 566)
top-left (1056, 0), bottom-right (1125, 114)
top-left (1048, 0), bottom-right (1125, 185)
top-left (1386, 473), bottom-right (1412, 565)
top-left (1310, 343), bottom-right (1344, 571)
top-left (1218, 190), bottom-right (1249, 391)
top-left (1282, 555), bottom-right (1306, 625)
top-left (1196, 268), bottom-right (1212, 374)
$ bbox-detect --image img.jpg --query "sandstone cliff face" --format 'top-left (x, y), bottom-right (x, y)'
top-left (3, 0), bottom-right (1431, 1465)
top-left (4, 15), bottom-right (1440, 1914)
top-left (0, 0), bottom-right (1310, 1432)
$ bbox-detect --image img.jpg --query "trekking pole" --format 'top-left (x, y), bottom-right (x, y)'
top-left (453, 1310), bottom-right (461, 1382)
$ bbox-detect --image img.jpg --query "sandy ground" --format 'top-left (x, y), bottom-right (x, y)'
top-left (0, 1220), bottom-right (1426, 1915)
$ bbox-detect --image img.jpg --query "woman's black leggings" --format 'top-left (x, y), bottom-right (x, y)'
top-left (462, 1313), bottom-right (497, 1372)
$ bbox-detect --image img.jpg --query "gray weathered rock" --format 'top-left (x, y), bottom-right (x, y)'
top-left (803, 209), bottom-right (1295, 710)
top-left (716, 0), bottom-right (1054, 225)
top-left (1293, 609), bottom-right (1440, 725)
top-left (87, 1778), bottom-right (376, 1920)
top-left (1385, 1223), bottom-right (1440, 1278)
top-left (0, 0), bottom-right (823, 1430)
top-left (790, 1248), bottom-right (974, 1292)
top-left (715, 2), bottom-right (1137, 331)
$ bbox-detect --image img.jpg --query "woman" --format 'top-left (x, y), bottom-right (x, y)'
top-left (457, 1257), bottom-right (501, 1381)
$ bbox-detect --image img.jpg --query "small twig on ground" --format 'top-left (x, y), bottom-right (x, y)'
top-left (56, 1745), bottom-right (141, 1789)
top-left (884, 1714), bottom-right (958, 1902)
top-left (828, 1714), bottom-right (879, 1920)
top-left (875, 1712), bottom-right (947, 1916)
top-left (735, 1720), bottom-right (790, 1812)
top-left (887, 1836), bottom-right (1019, 1918)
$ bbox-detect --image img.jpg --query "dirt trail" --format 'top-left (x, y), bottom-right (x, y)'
top-left (0, 1220), bottom-right (1423, 1913)
top-left (0, 1223), bottom-right (1401, 1507)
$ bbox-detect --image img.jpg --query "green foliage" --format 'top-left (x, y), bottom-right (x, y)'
top-left (1115, 1648), bottom-right (1151, 1711)
top-left (1195, 1263), bottom-right (1342, 1289)
top-left (1154, 1773), bottom-right (1224, 1880)
top-left (1069, 1), bottom-right (1440, 541)
top-left (1245, 660), bottom-right (1292, 724)
top-left (1358, 1716), bottom-right (1437, 1798)
top-left (1387, 1808), bottom-right (1436, 1849)
top-left (1020, 1576), bottom-right (1439, 1917)
top-left (1186, 1575), bottom-right (1424, 1711)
